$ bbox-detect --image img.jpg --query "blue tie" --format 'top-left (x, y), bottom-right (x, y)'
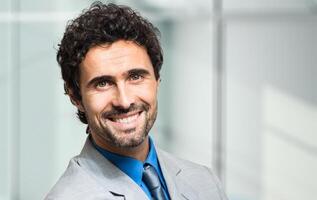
top-left (142, 164), bottom-right (167, 200)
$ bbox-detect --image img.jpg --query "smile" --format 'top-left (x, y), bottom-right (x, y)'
top-left (109, 111), bottom-right (142, 124)
top-left (105, 110), bottom-right (145, 131)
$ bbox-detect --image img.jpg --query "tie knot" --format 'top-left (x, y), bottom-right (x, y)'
top-left (142, 164), bottom-right (160, 190)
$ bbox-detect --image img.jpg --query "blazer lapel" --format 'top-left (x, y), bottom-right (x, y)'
top-left (77, 137), bottom-right (149, 200)
top-left (157, 149), bottom-right (199, 200)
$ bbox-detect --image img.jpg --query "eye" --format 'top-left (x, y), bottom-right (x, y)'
top-left (96, 80), bottom-right (111, 88)
top-left (129, 73), bottom-right (143, 81)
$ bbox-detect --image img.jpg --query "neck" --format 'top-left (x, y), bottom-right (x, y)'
top-left (91, 133), bottom-right (149, 162)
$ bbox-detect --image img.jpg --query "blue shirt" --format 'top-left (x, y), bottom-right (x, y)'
top-left (91, 137), bottom-right (170, 200)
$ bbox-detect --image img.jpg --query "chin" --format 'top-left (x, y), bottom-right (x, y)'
top-left (95, 124), bottom-right (148, 148)
top-left (115, 136), bottom-right (147, 148)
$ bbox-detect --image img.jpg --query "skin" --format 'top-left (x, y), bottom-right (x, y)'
top-left (70, 40), bottom-right (159, 161)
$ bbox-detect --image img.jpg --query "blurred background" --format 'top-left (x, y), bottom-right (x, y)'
top-left (0, 0), bottom-right (316, 199)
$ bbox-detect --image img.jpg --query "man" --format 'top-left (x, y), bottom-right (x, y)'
top-left (45, 2), bottom-right (227, 200)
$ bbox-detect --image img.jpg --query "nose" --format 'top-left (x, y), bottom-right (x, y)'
top-left (112, 83), bottom-right (135, 109)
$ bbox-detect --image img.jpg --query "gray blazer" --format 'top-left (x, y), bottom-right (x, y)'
top-left (45, 138), bottom-right (227, 200)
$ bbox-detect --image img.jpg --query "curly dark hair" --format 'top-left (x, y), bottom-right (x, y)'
top-left (57, 1), bottom-right (163, 124)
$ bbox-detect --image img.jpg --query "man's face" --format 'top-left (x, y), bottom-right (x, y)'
top-left (75, 40), bottom-right (159, 149)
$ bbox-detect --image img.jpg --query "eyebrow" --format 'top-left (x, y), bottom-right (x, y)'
top-left (86, 75), bottom-right (114, 88)
top-left (85, 68), bottom-right (151, 88)
top-left (127, 68), bottom-right (151, 76)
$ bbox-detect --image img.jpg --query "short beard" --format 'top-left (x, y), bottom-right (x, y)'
top-left (88, 103), bottom-right (157, 149)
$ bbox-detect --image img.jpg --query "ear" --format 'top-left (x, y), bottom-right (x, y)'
top-left (66, 86), bottom-right (85, 112)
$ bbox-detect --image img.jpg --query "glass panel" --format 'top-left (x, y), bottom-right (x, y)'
top-left (0, 23), bottom-right (10, 200)
top-left (223, 0), bottom-right (314, 12)
top-left (0, 0), bottom-right (10, 12)
top-left (18, 22), bottom-right (86, 199)
top-left (154, 18), bottom-right (214, 167)
top-left (20, 0), bottom-right (93, 12)
top-left (224, 20), bottom-right (317, 200)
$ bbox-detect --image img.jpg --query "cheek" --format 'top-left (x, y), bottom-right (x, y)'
top-left (82, 93), bottom-right (112, 114)
top-left (137, 83), bottom-right (158, 106)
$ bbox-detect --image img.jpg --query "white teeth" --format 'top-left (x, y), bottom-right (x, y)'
top-left (113, 113), bottom-right (138, 123)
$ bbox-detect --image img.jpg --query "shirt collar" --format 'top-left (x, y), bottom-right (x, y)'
top-left (144, 137), bottom-right (162, 178)
top-left (91, 136), bottom-right (160, 186)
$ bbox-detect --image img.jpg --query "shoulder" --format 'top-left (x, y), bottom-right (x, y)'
top-left (157, 149), bottom-right (228, 200)
top-left (44, 157), bottom-right (111, 200)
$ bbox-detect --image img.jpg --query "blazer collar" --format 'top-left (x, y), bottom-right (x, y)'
top-left (77, 137), bottom-right (149, 200)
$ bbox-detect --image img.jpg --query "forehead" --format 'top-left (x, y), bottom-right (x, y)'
top-left (80, 40), bottom-right (153, 78)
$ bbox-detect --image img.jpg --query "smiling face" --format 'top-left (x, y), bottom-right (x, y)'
top-left (74, 40), bottom-right (159, 153)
